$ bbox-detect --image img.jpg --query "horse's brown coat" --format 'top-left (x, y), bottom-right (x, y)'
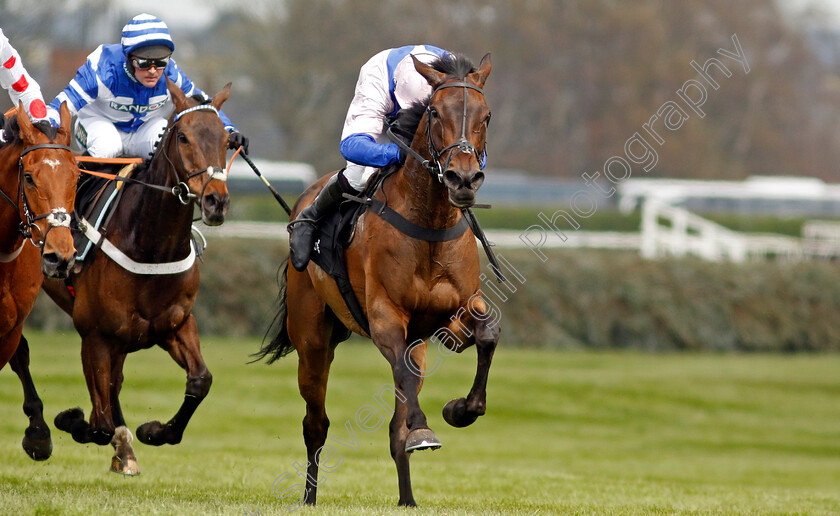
top-left (282, 53), bottom-right (498, 507)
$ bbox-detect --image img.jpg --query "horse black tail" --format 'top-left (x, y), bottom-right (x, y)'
top-left (252, 257), bottom-right (295, 364)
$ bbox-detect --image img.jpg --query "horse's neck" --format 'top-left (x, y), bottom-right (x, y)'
top-left (388, 161), bottom-right (460, 229)
top-left (113, 158), bottom-right (193, 260)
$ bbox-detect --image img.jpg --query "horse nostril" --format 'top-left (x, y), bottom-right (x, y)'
top-left (42, 253), bottom-right (60, 268)
top-left (443, 170), bottom-right (462, 188)
top-left (470, 171), bottom-right (485, 189)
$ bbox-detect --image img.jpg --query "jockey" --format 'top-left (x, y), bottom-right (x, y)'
top-left (46, 13), bottom-right (248, 159)
top-left (0, 28), bottom-right (49, 143)
top-left (290, 44), bottom-right (459, 272)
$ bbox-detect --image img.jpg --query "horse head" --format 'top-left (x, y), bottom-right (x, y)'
top-left (165, 78), bottom-right (232, 226)
top-left (14, 102), bottom-right (78, 278)
top-left (412, 53), bottom-right (492, 209)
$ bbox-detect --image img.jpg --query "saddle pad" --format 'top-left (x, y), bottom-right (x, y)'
top-left (74, 163), bottom-right (136, 262)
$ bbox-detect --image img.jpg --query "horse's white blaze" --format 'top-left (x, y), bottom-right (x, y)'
top-left (43, 158), bottom-right (61, 170)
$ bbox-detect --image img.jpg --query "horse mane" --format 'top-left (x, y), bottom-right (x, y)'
top-left (2, 114), bottom-right (58, 145)
top-left (392, 53), bottom-right (477, 138)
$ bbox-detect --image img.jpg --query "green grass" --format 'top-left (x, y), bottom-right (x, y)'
top-left (1, 332), bottom-right (840, 515)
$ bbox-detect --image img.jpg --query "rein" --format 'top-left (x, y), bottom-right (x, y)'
top-left (383, 80), bottom-right (504, 282)
top-left (80, 104), bottom-right (226, 207)
top-left (72, 103), bottom-right (226, 275)
top-left (162, 104), bottom-right (228, 208)
top-left (0, 142), bottom-right (74, 260)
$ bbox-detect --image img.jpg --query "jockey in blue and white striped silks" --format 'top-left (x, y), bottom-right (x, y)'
top-left (46, 13), bottom-right (241, 159)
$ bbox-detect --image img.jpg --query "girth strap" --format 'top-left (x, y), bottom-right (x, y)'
top-left (347, 194), bottom-right (470, 242)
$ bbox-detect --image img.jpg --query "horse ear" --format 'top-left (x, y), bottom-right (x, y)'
top-left (412, 54), bottom-right (446, 88)
top-left (468, 53), bottom-right (492, 89)
top-left (16, 102), bottom-right (36, 141)
top-left (56, 102), bottom-right (72, 144)
top-left (167, 77), bottom-right (189, 113)
top-left (210, 82), bottom-right (232, 111)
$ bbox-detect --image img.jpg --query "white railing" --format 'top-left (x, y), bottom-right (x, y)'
top-left (802, 220), bottom-right (840, 258)
top-left (201, 211), bottom-right (839, 262)
top-left (641, 199), bottom-right (804, 262)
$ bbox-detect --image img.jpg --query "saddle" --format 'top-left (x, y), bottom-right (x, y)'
top-left (308, 169), bottom-right (393, 336)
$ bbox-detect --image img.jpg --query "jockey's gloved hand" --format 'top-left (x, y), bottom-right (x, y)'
top-left (228, 131), bottom-right (249, 154)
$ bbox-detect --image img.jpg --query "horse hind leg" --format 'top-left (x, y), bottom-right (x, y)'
top-left (137, 316), bottom-right (211, 446)
top-left (292, 318), bottom-right (343, 505)
top-left (55, 332), bottom-right (115, 446)
top-left (9, 334), bottom-right (53, 461)
top-left (442, 313), bottom-right (501, 428)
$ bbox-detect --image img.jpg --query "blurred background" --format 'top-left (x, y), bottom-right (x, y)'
top-left (5, 0), bottom-right (840, 351)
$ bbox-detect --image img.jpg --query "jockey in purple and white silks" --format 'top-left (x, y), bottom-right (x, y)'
top-left (46, 13), bottom-right (248, 159)
top-left (289, 45), bottom-right (456, 272)
top-left (0, 28), bottom-right (49, 143)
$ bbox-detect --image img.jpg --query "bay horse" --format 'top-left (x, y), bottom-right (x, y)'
top-left (257, 53), bottom-right (497, 507)
top-left (1, 103), bottom-right (78, 460)
top-left (23, 78), bottom-right (233, 473)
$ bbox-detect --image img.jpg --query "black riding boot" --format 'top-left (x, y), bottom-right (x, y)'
top-left (289, 174), bottom-right (350, 271)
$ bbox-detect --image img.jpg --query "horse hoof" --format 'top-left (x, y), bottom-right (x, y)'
top-left (405, 428), bottom-right (441, 453)
top-left (54, 407), bottom-right (85, 433)
top-left (110, 426), bottom-right (140, 476)
top-left (136, 420), bottom-right (176, 446)
top-left (22, 426), bottom-right (52, 461)
top-left (442, 398), bottom-right (479, 428)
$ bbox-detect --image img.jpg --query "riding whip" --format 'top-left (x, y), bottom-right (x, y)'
top-left (233, 150), bottom-right (293, 216)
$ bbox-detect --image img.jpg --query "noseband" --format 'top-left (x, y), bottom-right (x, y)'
top-left (0, 143), bottom-right (74, 253)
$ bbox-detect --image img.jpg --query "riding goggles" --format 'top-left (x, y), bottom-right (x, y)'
top-left (131, 56), bottom-right (170, 70)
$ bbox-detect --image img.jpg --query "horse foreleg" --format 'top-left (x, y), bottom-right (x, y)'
top-left (9, 334), bottom-right (52, 460)
top-left (370, 307), bottom-right (440, 456)
top-left (137, 315), bottom-right (211, 446)
top-left (389, 342), bottom-right (427, 507)
top-left (442, 306), bottom-right (501, 428)
top-left (55, 332), bottom-right (116, 446)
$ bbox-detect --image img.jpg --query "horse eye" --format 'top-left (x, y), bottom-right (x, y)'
top-left (485, 112), bottom-right (492, 126)
top-left (24, 173), bottom-right (35, 187)
top-left (178, 132), bottom-right (189, 144)
top-left (428, 108), bottom-right (439, 119)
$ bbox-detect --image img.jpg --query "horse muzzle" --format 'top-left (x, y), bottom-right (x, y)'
top-left (443, 169), bottom-right (485, 208)
top-left (40, 230), bottom-right (76, 278)
top-left (200, 191), bottom-right (230, 226)
top-left (41, 250), bottom-right (76, 279)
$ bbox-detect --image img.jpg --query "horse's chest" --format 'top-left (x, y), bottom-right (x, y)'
top-left (412, 277), bottom-right (466, 314)
top-left (0, 254), bottom-right (41, 334)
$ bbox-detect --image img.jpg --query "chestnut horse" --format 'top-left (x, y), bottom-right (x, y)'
top-left (1, 103), bottom-right (77, 460)
top-left (21, 79), bottom-right (233, 473)
top-left (257, 53), bottom-right (497, 507)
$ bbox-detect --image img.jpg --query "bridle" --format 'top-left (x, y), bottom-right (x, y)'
top-left (0, 143), bottom-right (74, 251)
top-left (389, 81), bottom-right (487, 183)
top-left (157, 103), bottom-right (227, 207)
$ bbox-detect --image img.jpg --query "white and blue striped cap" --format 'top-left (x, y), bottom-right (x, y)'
top-left (121, 13), bottom-right (174, 57)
